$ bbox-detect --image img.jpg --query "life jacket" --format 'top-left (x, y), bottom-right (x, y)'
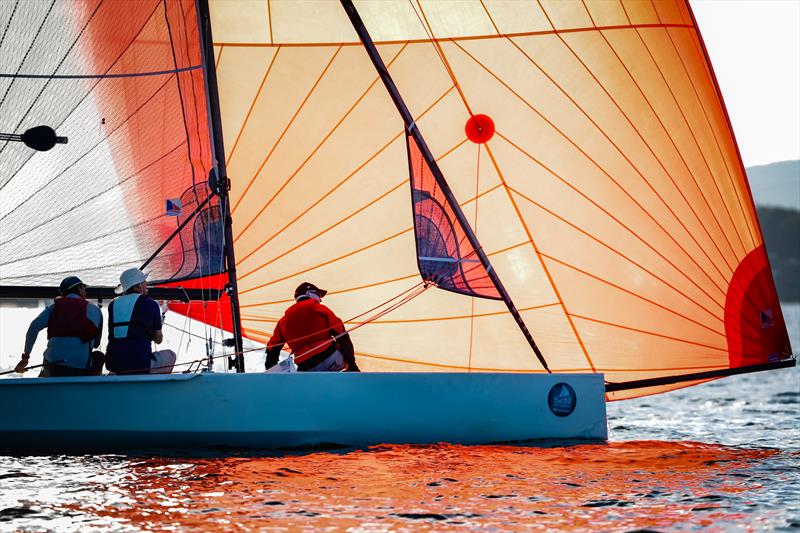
top-left (109, 294), bottom-right (141, 340)
top-left (47, 296), bottom-right (99, 343)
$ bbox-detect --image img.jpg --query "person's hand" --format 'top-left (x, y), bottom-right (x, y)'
top-left (14, 354), bottom-right (30, 373)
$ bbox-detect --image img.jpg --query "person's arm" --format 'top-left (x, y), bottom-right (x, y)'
top-left (265, 323), bottom-right (284, 370)
top-left (89, 304), bottom-right (103, 349)
top-left (337, 332), bottom-right (359, 372)
top-left (16, 306), bottom-right (52, 373)
top-left (322, 306), bottom-right (359, 372)
top-left (147, 298), bottom-right (164, 344)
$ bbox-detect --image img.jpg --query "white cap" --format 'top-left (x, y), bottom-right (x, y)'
top-left (116, 267), bottom-right (149, 294)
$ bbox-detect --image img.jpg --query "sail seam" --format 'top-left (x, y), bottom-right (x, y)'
top-left (551, 8), bottom-right (746, 273)
top-left (239, 238), bottom-right (524, 309)
top-left (483, 145), bottom-right (597, 372)
top-left (237, 180), bottom-right (407, 281)
top-left (0, 0), bottom-right (56, 115)
top-left (0, 142), bottom-right (186, 249)
top-left (650, 0), bottom-right (756, 250)
top-left (233, 75), bottom-right (451, 266)
top-left (238, 228), bottom-right (412, 296)
top-left (621, 21), bottom-right (765, 312)
top-left (570, 313), bottom-right (727, 353)
top-left (0, 65), bottom-right (202, 79)
top-left (403, 0), bottom-right (551, 370)
top-left (0, 0), bottom-right (164, 193)
top-left (450, 39), bottom-right (729, 299)
top-left (667, 26), bottom-right (758, 248)
top-left (0, 0), bottom-right (20, 53)
top-left (0, 74), bottom-right (175, 221)
top-left (229, 45), bottom-right (343, 217)
top-left (211, 23), bottom-right (695, 49)
top-left (494, 131), bottom-right (727, 318)
top-left (507, 183), bottom-right (726, 320)
top-left (500, 32), bottom-right (736, 289)
top-left (609, 2), bottom-right (748, 259)
top-left (224, 46), bottom-right (282, 166)
top-left (355, 351), bottom-right (743, 373)
top-left (241, 302), bottom-right (561, 324)
top-left (684, 1), bottom-right (785, 326)
top-left (0, 0), bottom-right (98, 157)
top-left (540, 252), bottom-right (726, 336)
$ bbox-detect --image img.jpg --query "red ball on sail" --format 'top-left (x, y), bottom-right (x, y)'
top-left (465, 114), bottom-right (495, 144)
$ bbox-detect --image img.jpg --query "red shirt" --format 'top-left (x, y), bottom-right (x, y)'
top-left (267, 299), bottom-right (345, 364)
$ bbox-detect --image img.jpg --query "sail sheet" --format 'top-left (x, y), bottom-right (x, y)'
top-left (0, 0), bottom-right (223, 287)
top-left (202, 0), bottom-right (791, 398)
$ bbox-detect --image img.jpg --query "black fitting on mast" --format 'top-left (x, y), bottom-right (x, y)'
top-left (339, 0), bottom-right (550, 372)
top-left (196, 0), bottom-right (245, 373)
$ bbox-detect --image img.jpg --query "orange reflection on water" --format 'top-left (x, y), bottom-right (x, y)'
top-left (59, 441), bottom-right (777, 531)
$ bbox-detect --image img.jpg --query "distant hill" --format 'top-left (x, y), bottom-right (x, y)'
top-left (757, 206), bottom-right (800, 303)
top-left (746, 160), bottom-right (799, 302)
top-left (747, 160), bottom-right (800, 210)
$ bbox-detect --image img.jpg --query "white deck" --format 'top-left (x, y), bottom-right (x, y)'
top-left (0, 372), bottom-right (607, 454)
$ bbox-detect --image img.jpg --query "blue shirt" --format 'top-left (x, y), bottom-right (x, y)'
top-left (24, 294), bottom-right (103, 369)
top-left (106, 295), bottom-right (162, 374)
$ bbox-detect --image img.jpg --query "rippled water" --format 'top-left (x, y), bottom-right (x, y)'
top-left (1, 305), bottom-right (798, 531)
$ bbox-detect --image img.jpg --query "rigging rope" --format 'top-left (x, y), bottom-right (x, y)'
top-left (138, 281), bottom-right (431, 375)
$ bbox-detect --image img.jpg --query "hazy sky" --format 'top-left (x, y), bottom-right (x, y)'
top-left (691, 0), bottom-right (800, 167)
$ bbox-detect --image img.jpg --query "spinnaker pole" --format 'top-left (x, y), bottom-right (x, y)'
top-left (195, 0), bottom-right (245, 372)
top-left (340, 0), bottom-right (550, 372)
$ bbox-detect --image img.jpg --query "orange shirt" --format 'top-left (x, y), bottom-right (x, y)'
top-left (267, 299), bottom-right (345, 364)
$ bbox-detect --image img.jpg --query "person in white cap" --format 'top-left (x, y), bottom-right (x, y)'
top-left (105, 268), bottom-right (176, 375)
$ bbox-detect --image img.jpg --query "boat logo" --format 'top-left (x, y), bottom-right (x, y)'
top-left (548, 383), bottom-right (576, 417)
top-left (166, 198), bottom-right (183, 217)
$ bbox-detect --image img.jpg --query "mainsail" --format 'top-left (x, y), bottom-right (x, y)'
top-left (0, 0), bottom-right (223, 287)
top-left (0, 0), bottom-right (793, 400)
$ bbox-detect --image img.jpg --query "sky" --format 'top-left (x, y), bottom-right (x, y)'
top-left (690, 0), bottom-right (800, 167)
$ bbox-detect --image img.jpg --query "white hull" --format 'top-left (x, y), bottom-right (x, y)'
top-left (0, 373), bottom-right (607, 453)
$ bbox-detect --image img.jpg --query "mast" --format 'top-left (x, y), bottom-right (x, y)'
top-left (195, 0), bottom-right (245, 372)
top-left (340, 0), bottom-right (550, 372)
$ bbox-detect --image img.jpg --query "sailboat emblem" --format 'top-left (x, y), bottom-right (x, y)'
top-left (548, 383), bottom-right (577, 417)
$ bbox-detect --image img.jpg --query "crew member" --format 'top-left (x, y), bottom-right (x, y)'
top-left (105, 268), bottom-right (176, 374)
top-left (14, 276), bottom-right (104, 377)
top-left (265, 282), bottom-right (360, 372)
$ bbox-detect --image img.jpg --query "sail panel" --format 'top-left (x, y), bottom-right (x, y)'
top-left (199, 0), bottom-right (790, 397)
top-left (0, 0), bottom-right (221, 288)
top-left (407, 134), bottom-right (500, 299)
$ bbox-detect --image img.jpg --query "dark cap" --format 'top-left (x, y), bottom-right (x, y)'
top-left (59, 275), bottom-right (86, 294)
top-left (294, 282), bottom-right (327, 299)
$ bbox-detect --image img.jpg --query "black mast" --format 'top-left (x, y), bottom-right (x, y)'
top-left (195, 0), bottom-right (245, 372)
top-left (339, 0), bottom-right (549, 372)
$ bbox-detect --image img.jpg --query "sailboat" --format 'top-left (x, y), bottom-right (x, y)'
top-left (0, 0), bottom-right (793, 453)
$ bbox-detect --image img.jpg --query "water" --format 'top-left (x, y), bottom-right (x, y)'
top-left (0, 305), bottom-right (797, 531)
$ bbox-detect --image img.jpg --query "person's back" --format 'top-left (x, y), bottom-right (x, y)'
top-left (14, 276), bottom-right (103, 377)
top-left (105, 268), bottom-right (175, 375)
top-left (265, 282), bottom-right (359, 372)
top-left (278, 298), bottom-right (340, 361)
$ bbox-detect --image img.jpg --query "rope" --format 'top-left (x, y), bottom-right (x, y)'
top-left (118, 281), bottom-right (431, 375)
